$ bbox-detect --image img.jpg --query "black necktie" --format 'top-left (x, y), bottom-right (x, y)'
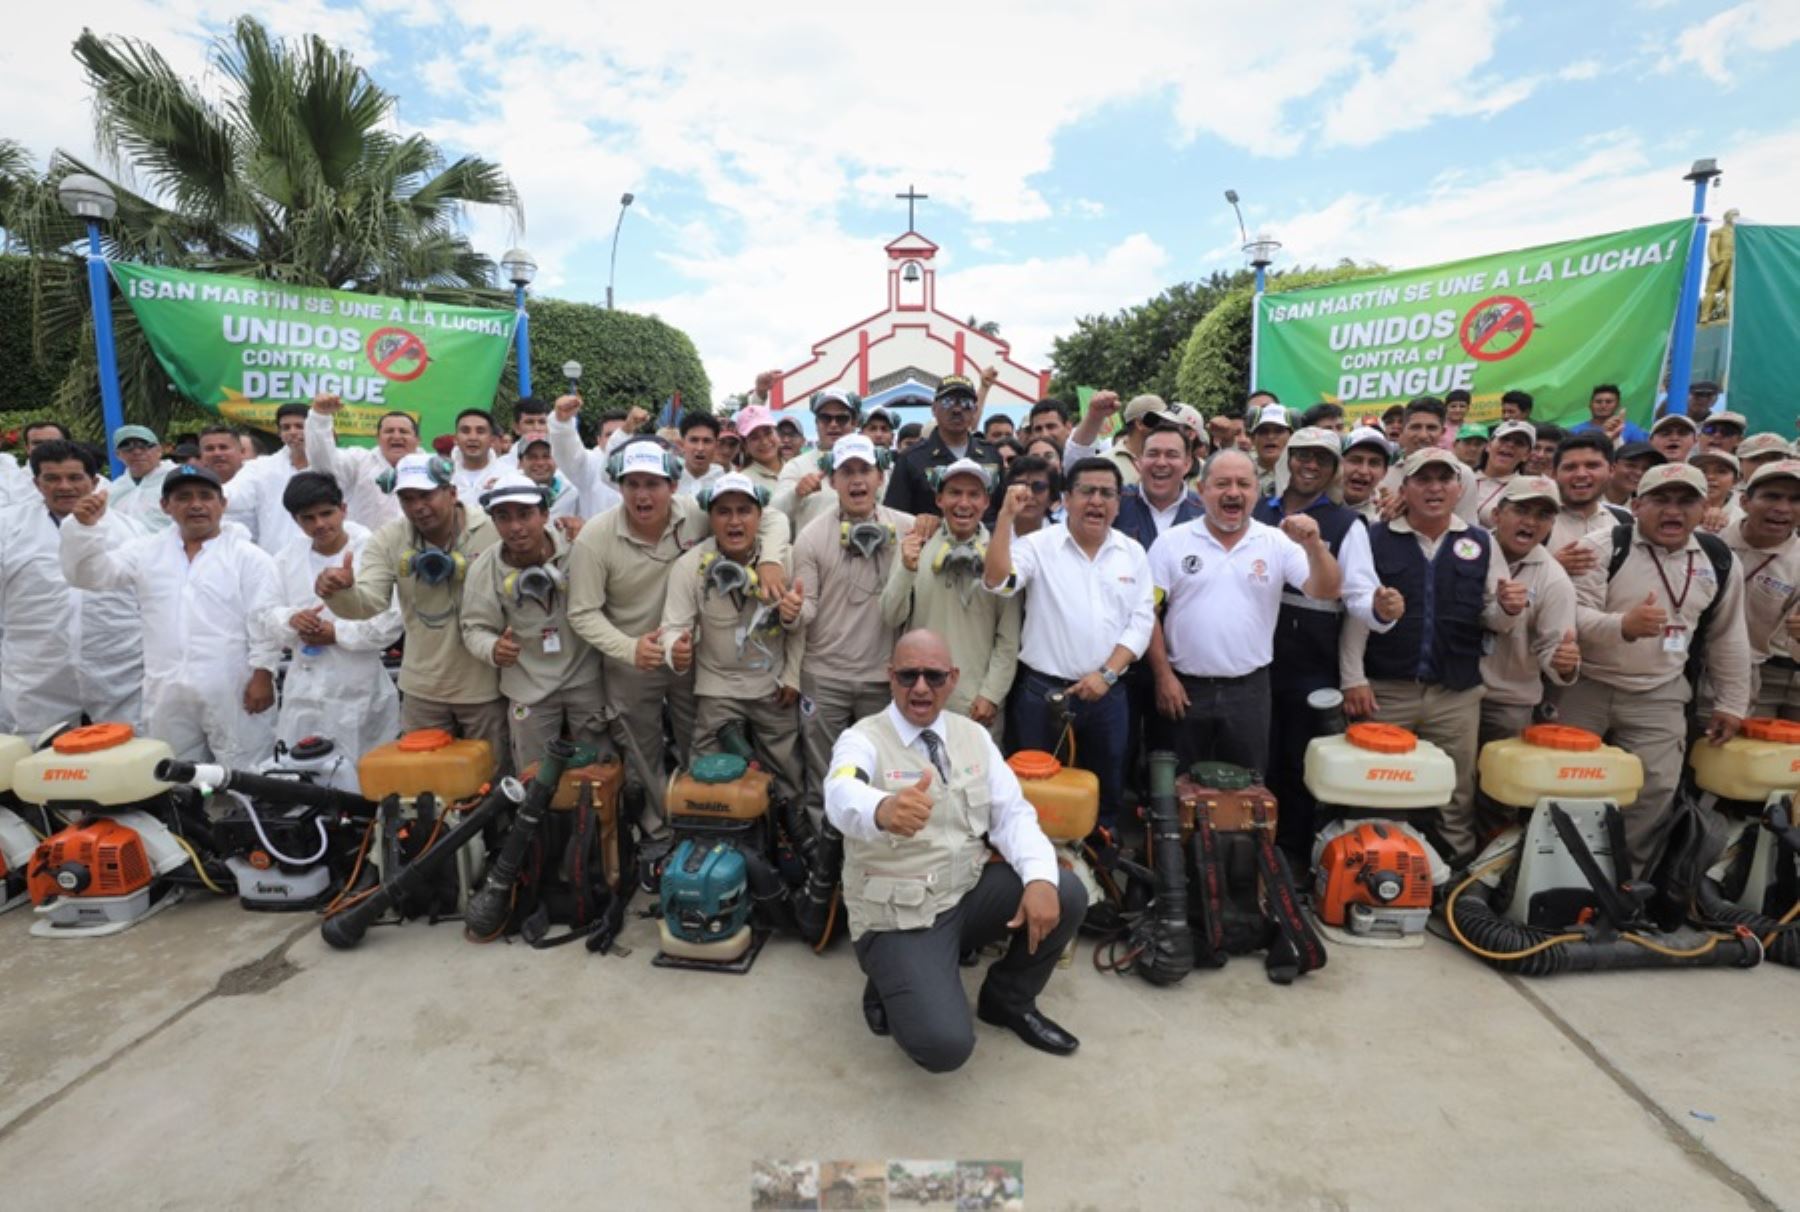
top-left (918, 728), bottom-right (950, 784)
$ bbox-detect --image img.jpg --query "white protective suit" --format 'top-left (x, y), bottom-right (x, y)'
top-left (230, 452), bottom-right (307, 554)
top-left (546, 413), bottom-right (623, 519)
top-left (0, 501), bottom-right (146, 734)
top-left (108, 461), bottom-right (176, 531)
top-left (303, 410), bottom-right (404, 530)
top-left (61, 517), bottom-right (283, 768)
top-left (255, 523), bottom-right (402, 762)
top-left (0, 455), bottom-right (35, 508)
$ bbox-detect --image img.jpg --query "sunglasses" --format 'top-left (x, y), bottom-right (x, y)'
top-left (1700, 424), bottom-right (1742, 436)
top-left (893, 667), bottom-right (952, 688)
top-left (816, 412), bottom-right (854, 426)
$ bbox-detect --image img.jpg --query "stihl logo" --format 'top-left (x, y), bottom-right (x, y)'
top-left (1558, 767), bottom-right (1606, 780)
top-left (1366, 769), bottom-right (1415, 782)
top-left (1789, 759), bottom-right (1800, 772)
top-left (43, 769), bottom-right (89, 782)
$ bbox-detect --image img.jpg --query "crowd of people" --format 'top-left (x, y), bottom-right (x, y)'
top-left (2, 366), bottom-right (1795, 1068)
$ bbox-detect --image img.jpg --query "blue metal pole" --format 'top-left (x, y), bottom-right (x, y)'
top-left (1664, 176), bottom-right (1712, 418)
top-left (85, 221), bottom-right (127, 477)
top-left (513, 283), bottom-right (533, 399)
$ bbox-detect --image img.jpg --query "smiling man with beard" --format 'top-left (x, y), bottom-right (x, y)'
top-left (1548, 432), bottom-right (1632, 575)
top-left (1148, 448), bottom-right (1341, 777)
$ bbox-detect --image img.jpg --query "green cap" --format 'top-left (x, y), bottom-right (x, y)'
top-left (1456, 423), bottom-right (1490, 441)
top-left (114, 424), bottom-right (160, 447)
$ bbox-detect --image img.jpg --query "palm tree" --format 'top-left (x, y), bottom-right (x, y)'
top-left (9, 17), bottom-right (521, 434)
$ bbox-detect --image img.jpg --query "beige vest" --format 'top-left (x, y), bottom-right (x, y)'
top-left (842, 712), bottom-right (993, 939)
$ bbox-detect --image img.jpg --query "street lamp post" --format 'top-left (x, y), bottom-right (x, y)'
top-left (562, 360), bottom-right (583, 399)
top-left (1244, 234), bottom-right (1282, 392)
top-left (607, 192), bottom-right (635, 309)
top-left (501, 247), bottom-right (537, 399)
top-left (58, 173), bottom-right (126, 476)
top-left (1666, 158), bottom-right (1722, 416)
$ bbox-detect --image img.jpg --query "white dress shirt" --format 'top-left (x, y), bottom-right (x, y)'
top-left (1150, 517), bottom-right (1313, 677)
top-left (824, 703), bottom-right (1059, 887)
top-left (987, 522), bottom-right (1155, 679)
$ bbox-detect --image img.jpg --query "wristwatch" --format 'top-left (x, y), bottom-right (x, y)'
top-left (1099, 668), bottom-right (1120, 687)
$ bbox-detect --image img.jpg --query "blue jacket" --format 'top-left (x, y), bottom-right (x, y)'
top-left (1113, 486), bottom-right (1202, 551)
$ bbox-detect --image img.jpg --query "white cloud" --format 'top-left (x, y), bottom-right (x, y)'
top-left (1669, 0), bottom-right (1800, 83)
top-left (1558, 58), bottom-right (1604, 81)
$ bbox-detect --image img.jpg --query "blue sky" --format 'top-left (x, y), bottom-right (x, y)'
top-left (5, 1), bottom-right (1798, 400)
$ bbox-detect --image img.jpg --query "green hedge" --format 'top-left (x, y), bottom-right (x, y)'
top-left (0, 255), bottom-right (79, 418)
top-left (1174, 263), bottom-right (1387, 415)
top-left (494, 297), bottom-right (712, 429)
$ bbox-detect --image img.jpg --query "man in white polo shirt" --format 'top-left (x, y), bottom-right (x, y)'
top-left (1147, 448), bottom-right (1341, 775)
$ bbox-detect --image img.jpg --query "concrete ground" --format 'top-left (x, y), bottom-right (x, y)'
top-left (2, 895), bottom-right (1794, 1212)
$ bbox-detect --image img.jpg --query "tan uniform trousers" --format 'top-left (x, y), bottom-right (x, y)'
top-left (801, 676), bottom-right (893, 829)
top-left (693, 693), bottom-right (803, 803)
top-left (1553, 676), bottom-right (1689, 874)
top-left (505, 683), bottom-right (612, 776)
top-left (1753, 659), bottom-right (1800, 722)
top-left (602, 654), bottom-right (696, 835)
top-left (1367, 680), bottom-right (1484, 859)
top-left (399, 695), bottom-right (511, 777)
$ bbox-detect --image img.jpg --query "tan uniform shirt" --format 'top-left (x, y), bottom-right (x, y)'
top-left (879, 526), bottom-right (1022, 712)
top-left (1569, 527), bottom-right (1752, 714)
top-left (326, 504), bottom-right (500, 704)
top-left (1548, 503), bottom-right (1628, 553)
top-left (1111, 447), bottom-right (1141, 489)
top-left (1723, 521), bottom-right (1800, 663)
top-left (1471, 472), bottom-right (1514, 528)
top-left (566, 497), bottom-right (790, 663)
top-left (743, 461), bottom-right (783, 495)
top-left (660, 539), bottom-right (801, 698)
top-left (460, 528), bottom-right (600, 704)
top-left (772, 449), bottom-right (840, 538)
top-left (1481, 542), bottom-right (1579, 707)
top-left (793, 506), bottom-right (914, 682)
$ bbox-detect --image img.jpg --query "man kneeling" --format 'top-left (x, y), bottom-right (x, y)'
top-left (825, 629), bottom-right (1087, 1073)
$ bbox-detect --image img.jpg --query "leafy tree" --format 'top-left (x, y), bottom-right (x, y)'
top-left (7, 17), bottom-right (520, 436)
top-left (497, 297), bottom-right (711, 430)
top-left (1048, 274), bottom-right (1246, 403)
top-left (1174, 262), bottom-right (1387, 415)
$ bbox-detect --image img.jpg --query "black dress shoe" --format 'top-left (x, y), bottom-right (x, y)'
top-left (976, 995), bottom-right (1078, 1056)
top-left (863, 982), bottom-right (889, 1037)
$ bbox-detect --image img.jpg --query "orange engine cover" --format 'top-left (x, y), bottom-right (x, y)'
top-left (1313, 821), bottom-right (1433, 927)
top-left (26, 819), bottom-right (154, 904)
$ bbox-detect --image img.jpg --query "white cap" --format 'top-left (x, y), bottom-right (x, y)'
top-left (391, 453), bottom-right (447, 493)
top-left (828, 433), bottom-right (879, 471)
top-left (479, 472), bottom-right (550, 510)
top-left (707, 471), bottom-right (762, 505)
top-left (936, 457), bottom-right (993, 491)
top-left (1492, 420), bottom-right (1536, 444)
top-left (618, 440), bottom-right (676, 480)
top-left (1251, 404), bottom-right (1292, 432)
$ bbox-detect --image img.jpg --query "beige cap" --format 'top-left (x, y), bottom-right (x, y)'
top-left (1171, 402), bottom-right (1206, 435)
top-left (1492, 419), bottom-right (1536, 444)
top-left (1746, 458), bottom-right (1800, 492)
top-left (1635, 462), bottom-right (1707, 497)
top-left (1737, 433), bottom-right (1789, 461)
top-left (1688, 448), bottom-right (1741, 478)
top-left (1401, 447), bottom-right (1462, 478)
top-left (1705, 410), bottom-right (1747, 429)
top-left (1285, 426), bottom-right (1341, 460)
top-left (1501, 475), bottom-right (1561, 506)
top-left (1651, 412), bottom-right (1698, 435)
top-left (1124, 394), bottom-right (1178, 425)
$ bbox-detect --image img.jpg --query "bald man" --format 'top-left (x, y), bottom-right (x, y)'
top-left (823, 629), bottom-right (1087, 1073)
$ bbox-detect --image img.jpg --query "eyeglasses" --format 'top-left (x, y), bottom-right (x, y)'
top-left (937, 398), bottom-right (977, 413)
top-left (893, 667), bottom-right (952, 688)
top-left (1070, 485), bottom-right (1119, 500)
top-left (1014, 480), bottom-right (1051, 494)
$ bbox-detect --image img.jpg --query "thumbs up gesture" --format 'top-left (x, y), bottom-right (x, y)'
top-left (71, 484), bottom-right (108, 527)
top-left (634, 626), bottom-right (665, 671)
top-left (1497, 577), bottom-right (1529, 616)
top-left (314, 550), bottom-right (355, 598)
top-left (875, 769), bottom-right (934, 837)
top-left (670, 628), bottom-right (694, 674)
top-left (778, 577), bottom-right (805, 625)
top-left (1622, 591), bottom-right (1668, 641)
top-left (492, 626), bottom-right (522, 667)
top-left (1551, 626), bottom-right (1581, 677)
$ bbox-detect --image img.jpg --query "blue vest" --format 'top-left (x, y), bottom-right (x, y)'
top-left (1253, 493), bottom-right (1361, 692)
top-left (1363, 522), bottom-right (1490, 691)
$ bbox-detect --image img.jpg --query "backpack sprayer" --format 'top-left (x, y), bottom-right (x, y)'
top-left (0, 734), bottom-right (45, 915)
top-left (1689, 718), bottom-right (1800, 967)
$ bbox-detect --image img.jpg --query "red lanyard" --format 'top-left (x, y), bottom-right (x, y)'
top-left (1746, 552), bottom-right (1779, 584)
top-left (1650, 546), bottom-right (1697, 613)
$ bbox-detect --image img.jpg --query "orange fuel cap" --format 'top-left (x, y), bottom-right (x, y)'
top-left (1346, 723), bottom-right (1416, 754)
top-left (1741, 717), bottom-right (1800, 744)
top-left (396, 729), bottom-right (455, 753)
top-left (52, 723), bottom-right (136, 754)
top-left (1007, 750), bottom-right (1064, 780)
top-left (1522, 723), bottom-right (1603, 752)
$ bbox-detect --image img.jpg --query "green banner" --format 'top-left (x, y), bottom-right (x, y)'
top-left (1723, 224), bottom-right (1800, 436)
top-left (113, 264), bottom-right (515, 442)
top-left (1255, 220), bottom-right (1695, 427)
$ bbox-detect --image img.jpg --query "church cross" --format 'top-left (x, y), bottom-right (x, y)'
top-left (896, 184), bottom-right (928, 232)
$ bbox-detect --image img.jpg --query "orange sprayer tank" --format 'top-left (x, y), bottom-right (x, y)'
top-left (1690, 718), bottom-right (1800, 801)
top-left (1006, 751), bottom-right (1098, 842)
top-left (1303, 723), bottom-right (1457, 811)
top-left (1478, 725), bottom-right (1642, 810)
top-left (12, 724), bottom-right (173, 808)
top-left (357, 730), bottom-right (496, 803)
top-left (667, 753), bottom-right (771, 822)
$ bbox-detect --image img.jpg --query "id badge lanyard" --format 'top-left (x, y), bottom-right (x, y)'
top-left (1651, 547), bottom-right (1696, 654)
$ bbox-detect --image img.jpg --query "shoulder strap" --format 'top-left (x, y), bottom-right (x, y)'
top-left (1605, 522), bottom-right (1634, 581)
top-left (1688, 529), bottom-right (1737, 659)
top-left (1603, 503), bottom-right (1632, 525)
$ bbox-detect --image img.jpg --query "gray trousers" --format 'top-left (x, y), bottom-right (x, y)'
top-left (1367, 680), bottom-right (1484, 859)
top-left (400, 695), bottom-right (511, 776)
top-left (854, 864), bottom-right (1087, 1074)
top-left (1554, 676), bottom-right (1689, 874)
top-left (693, 693), bottom-right (803, 803)
top-left (603, 655), bottom-right (697, 834)
top-left (506, 682), bottom-right (613, 774)
top-left (1752, 658), bottom-right (1800, 722)
top-left (801, 676), bottom-right (892, 828)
